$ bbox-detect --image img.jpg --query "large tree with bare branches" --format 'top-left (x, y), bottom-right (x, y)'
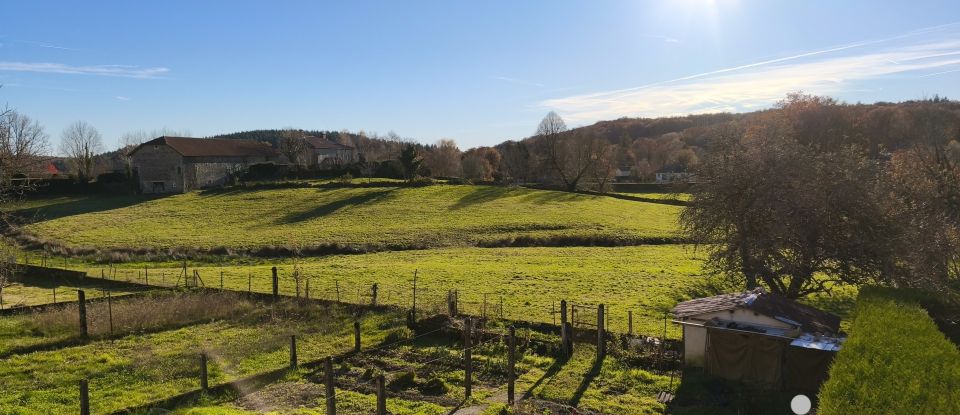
top-left (59, 121), bottom-right (103, 181)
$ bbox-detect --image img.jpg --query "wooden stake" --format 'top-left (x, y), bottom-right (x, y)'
top-left (200, 353), bottom-right (209, 391)
top-left (508, 325), bottom-right (516, 405)
top-left (412, 269), bottom-right (418, 317)
top-left (464, 317), bottom-right (473, 398)
top-left (560, 300), bottom-right (569, 357)
top-left (335, 280), bottom-right (341, 303)
top-left (289, 335), bottom-right (298, 370)
top-left (79, 379), bottom-right (90, 415)
top-left (354, 321), bottom-right (361, 352)
top-left (271, 267), bottom-right (279, 299)
top-left (107, 291), bottom-right (114, 334)
top-left (629, 310), bottom-right (634, 336)
top-left (78, 290), bottom-right (88, 339)
top-left (325, 357), bottom-right (336, 415)
top-left (376, 374), bottom-right (387, 415)
top-left (597, 304), bottom-right (606, 360)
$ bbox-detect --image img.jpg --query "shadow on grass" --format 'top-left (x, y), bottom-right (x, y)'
top-left (521, 355), bottom-right (569, 401)
top-left (569, 356), bottom-right (603, 407)
top-left (448, 186), bottom-right (520, 210)
top-left (10, 194), bottom-right (161, 223)
top-left (275, 189), bottom-right (394, 224)
top-left (667, 369), bottom-right (800, 415)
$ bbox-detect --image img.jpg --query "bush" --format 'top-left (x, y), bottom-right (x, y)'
top-left (817, 287), bottom-right (960, 414)
top-left (382, 327), bottom-right (413, 344)
top-left (337, 172), bottom-right (353, 185)
top-left (418, 377), bottom-right (450, 395)
top-left (388, 370), bottom-right (417, 391)
top-left (407, 176), bottom-right (434, 187)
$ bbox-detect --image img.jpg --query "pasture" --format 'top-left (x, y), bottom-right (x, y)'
top-left (16, 185), bottom-right (682, 252)
top-left (72, 245), bottom-right (708, 338)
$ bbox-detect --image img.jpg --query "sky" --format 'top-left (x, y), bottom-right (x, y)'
top-left (1, 1), bottom-right (959, 152)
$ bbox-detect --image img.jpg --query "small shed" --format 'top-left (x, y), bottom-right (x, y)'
top-left (672, 288), bottom-right (844, 391)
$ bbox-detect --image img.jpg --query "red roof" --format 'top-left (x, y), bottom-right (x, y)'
top-left (304, 136), bottom-right (353, 150)
top-left (131, 136), bottom-right (278, 158)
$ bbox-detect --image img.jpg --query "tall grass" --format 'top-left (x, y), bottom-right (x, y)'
top-left (30, 290), bottom-right (256, 338)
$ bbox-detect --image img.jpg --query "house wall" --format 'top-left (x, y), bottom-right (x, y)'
top-left (185, 156), bottom-right (274, 190)
top-left (131, 144), bottom-right (184, 194)
top-left (314, 148), bottom-right (354, 167)
top-left (682, 308), bottom-right (794, 367)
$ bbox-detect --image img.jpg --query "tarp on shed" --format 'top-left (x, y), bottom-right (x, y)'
top-left (783, 346), bottom-right (835, 392)
top-left (705, 328), bottom-right (787, 388)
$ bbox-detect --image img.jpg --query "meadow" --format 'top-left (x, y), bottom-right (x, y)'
top-left (0, 295), bottom-right (405, 414)
top-left (17, 185), bottom-right (682, 252)
top-left (72, 245), bottom-right (708, 338)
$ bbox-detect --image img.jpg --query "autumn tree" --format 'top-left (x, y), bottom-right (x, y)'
top-left (424, 139), bottom-right (461, 178)
top-left (461, 147), bottom-right (501, 181)
top-left (59, 121), bottom-right (103, 181)
top-left (681, 95), bottom-right (896, 298)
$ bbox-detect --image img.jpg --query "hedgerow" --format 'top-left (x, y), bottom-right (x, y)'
top-left (818, 287), bottom-right (960, 414)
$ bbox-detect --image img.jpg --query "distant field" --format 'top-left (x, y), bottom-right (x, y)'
top-left (75, 245), bottom-right (707, 338)
top-left (0, 277), bottom-right (144, 310)
top-left (615, 192), bottom-right (692, 202)
top-left (19, 185), bottom-right (681, 251)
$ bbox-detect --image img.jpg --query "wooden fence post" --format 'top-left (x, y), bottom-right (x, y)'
top-left (335, 280), bottom-right (341, 303)
top-left (412, 269), bottom-right (418, 318)
top-left (79, 379), bottom-right (90, 415)
top-left (371, 283), bottom-right (378, 306)
top-left (305, 279), bottom-right (310, 300)
top-left (325, 357), bottom-right (336, 415)
top-left (200, 353), bottom-right (209, 391)
top-left (107, 291), bottom-right (114, 334)
top-left (220, 271), bottom-right (224, 290)
top-left (271, 267), bottom-right (279, 299)
top-left (145, 267), bottom-right (149, 285)
top-left (290, 335), bottom-right (298, 370)
top-left (508, 326), bottom-right (516, 405)
top-left (77, 290), bottom-right (88, 339)
top-left (376, 374), bottom-right (387, 415)
top-left (628, 310), bottom-right (634, 337)
top-left (597, 304), bottom-right (606, 360)
top-left (354, 321), bottom-right (361, 352)
top-left (247, 274), bottom-right (252, 293)
top-left (560, 300), bottom-right (569, 357)
top-left (464, 317), bottom-right (472, 399)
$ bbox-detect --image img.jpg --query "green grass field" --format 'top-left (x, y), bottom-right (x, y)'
top-left (19, 185), bottom-right (681, 251)
top-left (73, 246), bottom-right (706, 338)
top-left (0, 277), bottom-right (145, 310)
top-left (0, 299), bottom-right (404, 414)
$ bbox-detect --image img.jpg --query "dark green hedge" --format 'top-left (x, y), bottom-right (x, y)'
top-left (818, 287), bottom-right (960, 414)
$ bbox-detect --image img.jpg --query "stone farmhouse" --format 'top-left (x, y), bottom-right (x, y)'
top-left (129, 136), bottom-right (278, 193)
top-left (303, 135), bottom-right (355, 168)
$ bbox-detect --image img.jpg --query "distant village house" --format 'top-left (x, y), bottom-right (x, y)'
top-left (303, 135), bottom-right (355, 168)
top-left (655, 171), bottom-right (696, 184)
top-left (129, 136), bottom-right (278, 193)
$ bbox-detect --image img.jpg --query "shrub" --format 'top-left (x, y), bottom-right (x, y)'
top-left (817, 287), bottom-right (960, 414)
top-left (418, 377), bottom-right (450, 395)
top-left (337, 172), bottom-right (353, 185)
top-left (388, 370), bottom-right (417, 391)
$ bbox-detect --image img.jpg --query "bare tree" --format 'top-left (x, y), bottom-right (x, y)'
top-left (0, 111), bottom-right (50, 182)
top-left (536, 111), bottom-right (570, 186)
top-left (60, 121), bottom-right (103, 181)
top-left (279, 129), bottom-right (308, 165)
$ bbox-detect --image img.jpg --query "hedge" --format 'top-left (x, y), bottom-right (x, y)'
top-left (818, 287), bottom-right (960, 414)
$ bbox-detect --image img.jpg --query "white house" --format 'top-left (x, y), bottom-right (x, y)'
top-left (655, 171), bottom-right (696, 184)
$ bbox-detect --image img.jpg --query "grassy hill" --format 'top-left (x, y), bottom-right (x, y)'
top-left (18, 185), bottom-right (682, 254)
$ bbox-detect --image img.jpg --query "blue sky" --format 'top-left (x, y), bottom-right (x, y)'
top-left (1, 1), bottom-right (959, 151)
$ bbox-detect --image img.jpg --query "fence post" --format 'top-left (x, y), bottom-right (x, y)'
top-left (354, 320), bottom-right (361, 352)
top-left (371, 283), bottom-right (378, 307)
top-left (628, 310), bottom-right (634, 337)
top-left (305, 279), bottom-right (311, 300)
top-left (53, 287), bottom-right (57, 304)
top-left (500, 296), bottom-right (504, 319)
top-left (464, 317), bottom-right (472, 399)
top-left (560, 300), bottom-right (569, 357)
top-left (220, 271), bottom-right (224, 290)
top-left (483, 293), bottom-right (488, 321)
top-left (200, 353), bottom-right (209, 391)
top-left (248, 274), bottom-right (252, 293)
top-left (508, 325), bottom-right (516, 405)
top-left (145, 267), bottom-right (149, 285)
top-left (78, 290), bottom-right (88, 339)
top-left (412, 269), bottom-right (418, 318)
top-left (79, 379), bottom-right (90, 415)
top-left (376, 374), bottom-right (387, 415)
top-left (325, 357), bottom-right (336, 415)
top-left (597, 304), bottom-right (606, 360)
top-left (287, 334), bottom-right (297, 370)
top-left (107, 291), bottom-right (114, 334)
top-left (271, 267), bottom-right (279, 299)
top-left (335, 280), bottom-right (341, 303)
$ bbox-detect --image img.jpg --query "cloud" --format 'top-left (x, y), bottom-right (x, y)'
top-left (114, 96), bottom-right (131, 101)
top-left (0, 62), bottom-right (169, 79)
top-left (492, 76), bottom-right (544, 87)
top-left (540, 23), bottom-right (960, 123)
top-left (643, 34), bottom-right (681, 44)
top-left (16, 40), bottom-right (79, 51)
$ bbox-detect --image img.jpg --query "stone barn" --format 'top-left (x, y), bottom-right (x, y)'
top-left (672, 288), bottom-right (844, 391)
top-left (304, 135), bottom-right (355, 168)
top-left (130, 136), bottom-right (278, 193)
